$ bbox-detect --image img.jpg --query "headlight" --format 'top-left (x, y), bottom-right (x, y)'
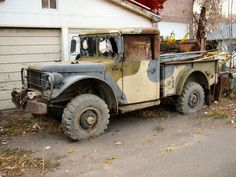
top-left (48, 74), bottom-right (54, 85)
top-left (21, 68), bottom-right (28, 87)
top-left (47, 73), bottom-right (63, 86)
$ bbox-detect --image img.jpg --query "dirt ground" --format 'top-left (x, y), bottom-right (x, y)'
top-left (1, 99), bottom-right (236, 177)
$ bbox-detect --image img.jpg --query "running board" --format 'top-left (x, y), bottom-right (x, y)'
top-left (119, 100), bottom-right (161, 113)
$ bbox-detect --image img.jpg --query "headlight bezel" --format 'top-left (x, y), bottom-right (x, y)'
top-left (47, 72), bottom-right (64, 88)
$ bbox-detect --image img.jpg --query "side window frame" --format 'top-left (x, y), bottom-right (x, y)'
top-left (42, 0), bottom-right (57, 9)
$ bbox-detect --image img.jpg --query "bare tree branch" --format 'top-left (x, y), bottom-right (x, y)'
top-left (193, 0), bottom-right (224, 37)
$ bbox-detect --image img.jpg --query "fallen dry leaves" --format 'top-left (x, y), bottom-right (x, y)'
top-left (120, 106), bottom-right (170, 120)
top-left (0, 116), bottom-right (62, 137)
top-left (201, 99), bottom-right (236, 121)
top-left (0, 148), bottom-right (61, 177)
top-left (0, 148), bottom-right (43, 177)
top-left (147, 136), bottom-right (155, 143)
top-left (196, 128), bottom-right (204, 135)
top-left (103, 155), bottom-right (117, 164)
top-left (165, 144), bottom-right (175, 152)
top-left (153, 125), bottom-right (164, 132)
top-left (67, 147), bottom-right (75, 154)
top-left (135, 108), bottom-right (169, 119)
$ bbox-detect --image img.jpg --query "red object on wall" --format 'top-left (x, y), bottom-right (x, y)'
top-left (129, 0), bottom-right (166, 14)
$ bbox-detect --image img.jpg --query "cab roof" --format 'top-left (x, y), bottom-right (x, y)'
top-left (79, 28), bottom-right (160, 35)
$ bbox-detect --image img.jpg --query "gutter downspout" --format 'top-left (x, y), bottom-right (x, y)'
top-left (61, 27), bottom-right (69, 61)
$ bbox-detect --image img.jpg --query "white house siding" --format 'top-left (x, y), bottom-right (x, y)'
top-left (0, 0), bottom-right (152, 59)
top-left (0, 28), bottom-right (61, 110)
top-left (0, 0), bottom-right (152, 28)
top-left (0, 0), bottom-right (153, 110)
top-left (158, 22), bottom-right (189, 40)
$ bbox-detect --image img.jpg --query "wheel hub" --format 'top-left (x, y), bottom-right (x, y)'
top-left (87, 116), bottom-right (96, 125)
top-left (79, 109), bottom-right (98, 129)
top-left (188, 92), bottom-right (199, 108)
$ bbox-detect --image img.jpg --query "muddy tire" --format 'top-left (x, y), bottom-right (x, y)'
top-left (62, 94), bottom-right (110, 140)
top-left (176, 82), bottom-right (205, 114)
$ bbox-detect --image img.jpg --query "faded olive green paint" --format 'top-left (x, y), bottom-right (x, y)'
top-left (161, 60), bottom-right (218, 97)
top-left (79, 58), bottom-right (141, 82)
top-left (107, 61), bottom-right (141, 82)
top-left (120, 60), bottom-right (159, 103)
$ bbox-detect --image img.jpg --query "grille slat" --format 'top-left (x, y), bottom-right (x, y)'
top-left (27, 70), bottom-right (49, 91)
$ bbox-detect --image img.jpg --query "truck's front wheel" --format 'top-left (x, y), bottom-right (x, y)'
top-left (176, 82), bottom-right (205, 114)
top-left (62, 94), bottom-right (110, 140)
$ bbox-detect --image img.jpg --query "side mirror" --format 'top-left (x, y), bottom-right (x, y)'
top-left (70, 36), bottom-right (80, 57)
top-left (116, 35), bottom-right (124, 62)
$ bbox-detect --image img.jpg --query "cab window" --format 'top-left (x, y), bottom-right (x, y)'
top-left (80, 36), bottom-right (96, 57)
top-left (98, 36), bottom-right (118, 58)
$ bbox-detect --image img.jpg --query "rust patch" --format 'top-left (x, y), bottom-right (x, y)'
top-left (124, 35), bottom-right (154, 61)
top-left (215, 73), bottom-right (233, 101)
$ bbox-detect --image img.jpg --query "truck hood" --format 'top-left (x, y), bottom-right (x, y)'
top-left (28, 62), bottom-right (106, 73)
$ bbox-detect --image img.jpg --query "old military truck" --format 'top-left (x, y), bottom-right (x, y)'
top-left (12, 28), bottom-right (218, 140)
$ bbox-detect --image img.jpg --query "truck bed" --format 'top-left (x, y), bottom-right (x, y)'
top-left (160, 52), bottom-right (219, 98)
top-left (160, 51), bottom-right (205, 63)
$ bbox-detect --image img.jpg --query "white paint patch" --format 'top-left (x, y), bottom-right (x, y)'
top-left (158, 22), bottom-right (189, 40)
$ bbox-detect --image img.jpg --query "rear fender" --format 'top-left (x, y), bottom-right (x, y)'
top-left (176, 68), bottom-right (209, 95)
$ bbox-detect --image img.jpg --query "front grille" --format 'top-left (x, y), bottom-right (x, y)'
top-left (27, 69), bottom-right (49, 91)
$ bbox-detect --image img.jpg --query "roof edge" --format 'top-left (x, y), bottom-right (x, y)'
top-left (107, 0), bottom-right (161, 23)
top-left (79, 27), bottom-right (160, 35)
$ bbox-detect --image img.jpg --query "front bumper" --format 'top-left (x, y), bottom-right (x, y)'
top-left (11, 89), bottom-right (47, 115)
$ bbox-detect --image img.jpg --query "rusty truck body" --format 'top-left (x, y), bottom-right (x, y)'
top-left (12, 28), bottom-right (219, 140)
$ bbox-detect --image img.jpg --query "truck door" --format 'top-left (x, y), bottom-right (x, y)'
top-left (121, 35), bottom-right (160, 104)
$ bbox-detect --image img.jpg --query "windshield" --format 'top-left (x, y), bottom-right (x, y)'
top-left (80, 35), bottom-right (118, 58)
top-left (80, 36), bottom-right (96, 57)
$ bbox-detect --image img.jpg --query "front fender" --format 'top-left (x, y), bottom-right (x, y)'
top-left (176, 68), bottom-right (209, 95)
top-left (51, 75), bottom-right (114, 99)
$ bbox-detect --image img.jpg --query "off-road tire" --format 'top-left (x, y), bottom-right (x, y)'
top-left (62, 94), bottom-right (110, 140)
top-left (176, 82), bottom-right (205, 114)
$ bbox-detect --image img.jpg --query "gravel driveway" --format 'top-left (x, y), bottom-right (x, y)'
top-left (1, 99), bottom-right (236, 177)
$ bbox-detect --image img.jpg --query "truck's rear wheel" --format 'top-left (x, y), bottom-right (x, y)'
top-left (176, 82), bottom-right (205, 114)
top-left (62, 94), bottom-right (110, 140)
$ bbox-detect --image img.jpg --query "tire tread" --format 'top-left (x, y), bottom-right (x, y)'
top-left (176, 82), bottom-right (205, 114)
top-left (62, 94), bottom-right (110, 140)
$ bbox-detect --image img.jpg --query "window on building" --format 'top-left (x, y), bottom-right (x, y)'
top-left (42, 0), bottom-right (57, 9)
